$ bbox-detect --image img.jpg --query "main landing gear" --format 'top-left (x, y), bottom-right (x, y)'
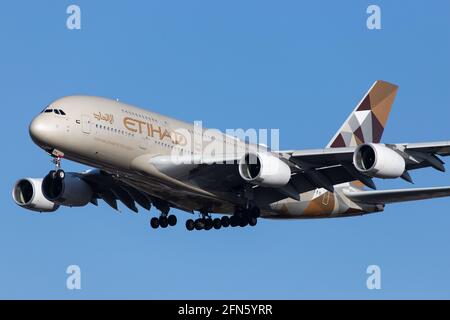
top-left (150, 204), bottom-right (177, 229)
top-left (150, 214), bottom-right (177, 229)
top-left (185, 211), bottom-right (222, 231)
top-left (185, 207), bottom-right (260, 231)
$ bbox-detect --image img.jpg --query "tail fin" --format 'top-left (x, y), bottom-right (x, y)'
top-left (326, 80), bottom-right (399, 148)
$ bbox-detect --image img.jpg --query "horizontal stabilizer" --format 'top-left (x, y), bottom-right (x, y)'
top-left (344, 186), bottom-right (450, 204)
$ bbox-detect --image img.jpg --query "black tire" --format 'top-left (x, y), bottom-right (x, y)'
top-left (49, 170), bottom-right (56, 179)
top-left (194, 219), bottom-right (204, 230)
top-left (250, 207), bottom-right (261, 218)
top-left (239, 217), bottom-right (249, 227)
top-left (249, 217), bottom-right (258, 226)
top-left (159, 216), bottom-right (168, 228)
top-left (150, 217), bottom-right (159, 229)
top-left (213, 218), bottom-right (221, 229)
top-left (221, 216), bottom-right (230, 228)
top-left (186, 219), bottom-right (195, 231)
top-left (204, 218), bottom-right (213, 230)
top-left (168, 215), bottom-right (177, 226)
top-left (230, 216), bottom-right (239, 227)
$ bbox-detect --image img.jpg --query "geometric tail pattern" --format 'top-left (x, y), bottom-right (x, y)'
top-left (327, 80), bottom-right (399, 148)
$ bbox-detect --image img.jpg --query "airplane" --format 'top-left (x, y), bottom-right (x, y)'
top-left (12, 80), bottom-right (450, 231)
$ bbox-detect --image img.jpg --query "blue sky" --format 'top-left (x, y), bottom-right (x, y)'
top-left (1, 0), bottom-right (450, 299)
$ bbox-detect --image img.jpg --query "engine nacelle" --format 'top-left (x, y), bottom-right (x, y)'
top-left (353, 143), bottom-right (406, 179)
top-left (239, 152), bottom-right (291, 187)
top-left (12, 178), bottom-right (59, 213)
top-left (42, 172), bottom-right (93, 207)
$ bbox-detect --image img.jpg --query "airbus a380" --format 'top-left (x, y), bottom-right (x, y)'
top-left (12, 80), bottom-right (450, 231)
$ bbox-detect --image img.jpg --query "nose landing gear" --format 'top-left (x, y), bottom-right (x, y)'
top-left (49, 155), bottom-right (65, 179)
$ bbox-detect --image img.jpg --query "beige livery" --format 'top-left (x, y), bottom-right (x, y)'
top-left (12, 81), bottom-right (450, 231)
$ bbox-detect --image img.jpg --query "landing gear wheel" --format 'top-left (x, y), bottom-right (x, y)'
top-left (249, 217), bottom-right (258, 226)
top-left (168, 215), bottom-right (177, 226)
top-left (159, 216), bottom-right (168, 228)
top-left (221, 216), bottom-right (230, 228)
top-left (239, 217), bottom-right (249, 227)
top-left (186, 219), bottom-right (195, 231)
top-left (230, 216), bottom-right (239, 227)
top-left (56, 169), bottom-right (65, 179)
top-left (204, 218), bottom-right (213, 231)
top-left (213, 218), bottom-right (221, 229)
top-left (194, 219), bottom-right (204, 230)
top-left (150, 217), bottom-right (159, 229)
top-left (250, 207), bottom-right (261, 218)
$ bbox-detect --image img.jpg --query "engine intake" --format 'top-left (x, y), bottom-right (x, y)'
top-left (42, 172), bottom-right (93, 207)
top-left (239, 152), bottom-right (291, 187)
top-left (353, 143), bottom-right (406, 179)
top-left (12, 178), bottom-right (59, 213)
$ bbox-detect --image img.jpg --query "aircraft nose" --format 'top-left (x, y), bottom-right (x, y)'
top-left (29, 115), bottom-right (51, 146)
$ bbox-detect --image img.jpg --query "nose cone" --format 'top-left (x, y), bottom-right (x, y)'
top-left (29, 115), bottom-right (51, 147)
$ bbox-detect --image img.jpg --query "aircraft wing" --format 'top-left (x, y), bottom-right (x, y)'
top-left (128, 152), bottom-right (366, 205)
top-left (283, 141), bottom-right (450, 167)
top-left (76, 169), bottom-right (216, 214)
top-left (76, 169), bottom-right (151, 213)
top-left (83, 140), bottom-right (450, 213)
top-left (344, 186), bottom-right (450, 204)
top-left (122, 140), bottom-right (450, 207)
top-left (279, 141), bottom-right (450, 189)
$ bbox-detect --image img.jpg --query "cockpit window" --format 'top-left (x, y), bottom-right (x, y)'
top-left (42, 108), bottom-right (66, 115)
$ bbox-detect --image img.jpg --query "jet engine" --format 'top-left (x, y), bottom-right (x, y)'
top-left (12, 178), bottom-right (59, 212)
top-left (42, 171), bottom-right (93, 207)
top-left (353, 143), bottom-right (406, 179)
top-left (239, 152), bottom-right (291, 187)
